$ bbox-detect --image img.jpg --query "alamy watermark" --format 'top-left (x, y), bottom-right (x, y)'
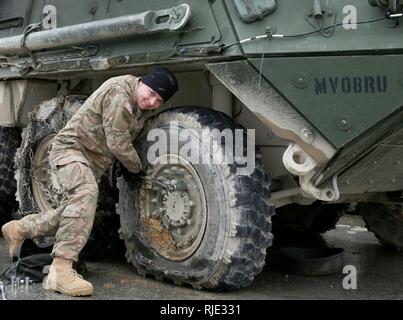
top-left (343, 5), bottom-right (358, 30)
top-left (0, 276), bottom-right (34, 300)
top-left (146, 121), bottom-right (256, 176)
top-left (342, 265), bottom-right (357, 290)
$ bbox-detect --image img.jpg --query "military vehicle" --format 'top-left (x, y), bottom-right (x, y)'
top-left (0, 0), bottom-right (402, 290)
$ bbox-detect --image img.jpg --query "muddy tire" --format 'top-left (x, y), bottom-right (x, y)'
top-left (359, 203), bottom-right (403, 251)
top-left (118, 107), bottom-right (275, 290)
top-left (273, 202), bottom-right (345, 234)
top-left (14, 96), bottom-right (120, 258)
top-left (0, 126), bottom-right (21, 225)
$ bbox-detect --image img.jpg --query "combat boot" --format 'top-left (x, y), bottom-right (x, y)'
top-left (43, 257), bottom-right (93, 296)
top-left (1, 220), bottom-right (25, 258)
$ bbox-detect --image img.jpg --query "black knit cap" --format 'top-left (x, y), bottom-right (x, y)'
top-left (141, 67), bottom-right (178, 102)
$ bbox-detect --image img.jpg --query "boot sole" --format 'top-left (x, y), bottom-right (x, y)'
top-left (43, 277), bottom-right (93, 297)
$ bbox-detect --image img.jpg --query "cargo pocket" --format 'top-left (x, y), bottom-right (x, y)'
top-left (55, 162), bottom-right (93, 192)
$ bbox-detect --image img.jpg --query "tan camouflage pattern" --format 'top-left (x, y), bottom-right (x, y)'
top-left (51, 75), bottom-right (151, 179)
top-left (20, 155), bottom-right (98, 261)
top-left (18, 75), bottom-right (151, 261)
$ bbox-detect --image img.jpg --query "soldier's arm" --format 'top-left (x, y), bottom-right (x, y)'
top-left (102, 87), bottom-right (142, 173)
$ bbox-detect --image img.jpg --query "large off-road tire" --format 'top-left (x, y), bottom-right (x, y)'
top-left (117, 107), bottom-right (275, 290)
top-left (272, 202), bottom-right (345, 234)
top-left (14, 96), bottom-right (120, 258)
top-left (0, 126), bottom-right (21, 225)
top-left (359, 203), bottom-right (403, 251)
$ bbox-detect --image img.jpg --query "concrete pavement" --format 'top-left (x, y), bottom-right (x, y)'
top-left (1, 214), bottom-right (402, 300)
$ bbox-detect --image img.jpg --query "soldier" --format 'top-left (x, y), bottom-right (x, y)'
top-left (1, 67), bottom-right (178, 297)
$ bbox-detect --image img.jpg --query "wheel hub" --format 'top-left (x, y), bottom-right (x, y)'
top-left (162, 190), bottom-right (192, 228)
top-left (140, 155), bottom-right (207, 261)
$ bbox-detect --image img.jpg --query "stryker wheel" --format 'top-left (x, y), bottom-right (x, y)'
top-left (118, 107), bottom-right (275, 290)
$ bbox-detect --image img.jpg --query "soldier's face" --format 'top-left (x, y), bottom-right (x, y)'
top-left (136, 82), bottom-right (164, 110)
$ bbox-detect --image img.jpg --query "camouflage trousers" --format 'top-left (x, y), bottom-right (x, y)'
top-left (18, 150), bottom-right (98, 262)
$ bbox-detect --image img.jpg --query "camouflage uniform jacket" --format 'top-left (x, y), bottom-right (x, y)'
top-left (51, 75), bottom-right (151, 180)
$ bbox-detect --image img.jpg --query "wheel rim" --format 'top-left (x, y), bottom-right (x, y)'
top-left (32, 134), bottom-right (61, 212)
top-left (139, 154), bottom-right (207, 261)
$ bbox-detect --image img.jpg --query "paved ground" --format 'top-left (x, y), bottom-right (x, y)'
top-left (1, 214), bottom-right (402, 300)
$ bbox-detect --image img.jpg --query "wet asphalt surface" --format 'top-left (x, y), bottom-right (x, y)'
top-left (0, 214), bottom-right (402, 300)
